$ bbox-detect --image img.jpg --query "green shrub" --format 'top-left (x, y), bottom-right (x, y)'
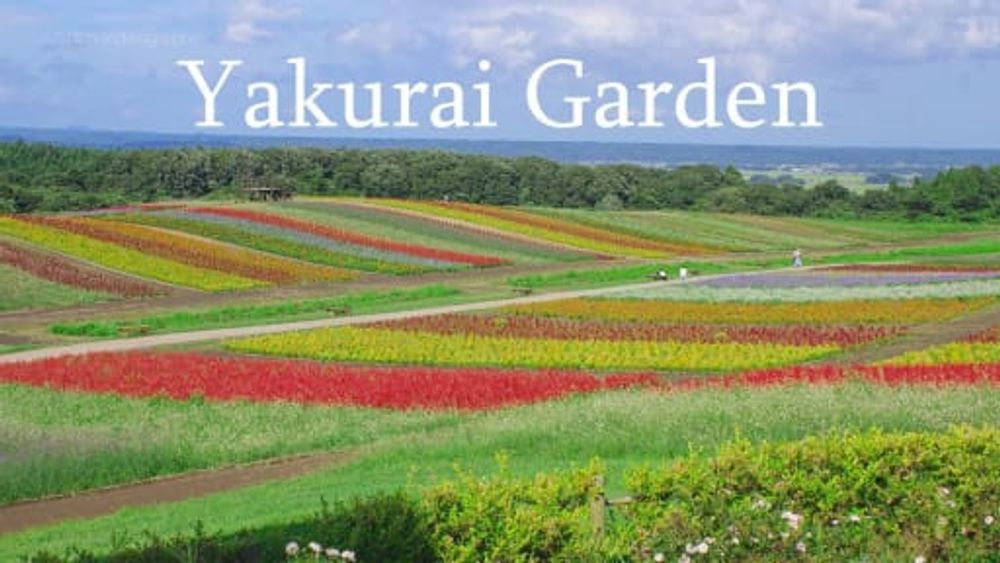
top-left (422, 428), bottom-right (1000, 561)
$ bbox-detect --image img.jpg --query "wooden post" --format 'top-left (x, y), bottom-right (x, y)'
top-left (590, 475), bottom-right (607, 541)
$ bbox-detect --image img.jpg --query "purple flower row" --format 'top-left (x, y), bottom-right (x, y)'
top-left (694, 270), bottom-right (1000, 288)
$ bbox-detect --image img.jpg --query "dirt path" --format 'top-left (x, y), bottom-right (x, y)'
top-left (0, 275), bottom-right (703, 364)
top-left (0, 450), bottom-right (355, 535)
top-left (823, 303), bottom-right (1000, 365)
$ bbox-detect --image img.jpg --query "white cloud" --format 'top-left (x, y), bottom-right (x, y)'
top-left (337, 20), bottom-right (425, 55)
top-left (391, 0), bottom-right (1000, 74)
top-left (225, 0), bottom-right (300, 44)
top-left (448, 24), bottom-right (536, 67)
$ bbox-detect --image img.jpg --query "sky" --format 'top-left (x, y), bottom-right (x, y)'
top-left (2, 0), bottom-right (1000, 148)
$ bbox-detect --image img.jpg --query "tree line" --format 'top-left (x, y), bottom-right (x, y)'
top-left (1, 140), bottom-right (998, 221)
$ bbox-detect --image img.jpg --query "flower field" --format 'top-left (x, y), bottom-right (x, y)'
top-left (5, 198), bottom-right (1000, 561)
top-left (372, 313), bottom-right (905, 346)
top-left (671, 363), bottom-right (1000, 392)
top-left (19, 215), bottom-right (352, 284)
top-left (287, 199), bottom-right (592, 263)
top-left (884, 341), bottom-right (1000, 365)
top-left (0, 239), bottom-right (164, 297)
top-left (365, 198), bottom-right (707, 258)
top-left (187, 206), bottom-right (507, 268)
top-left (225, 326), bottom-right (838, 371)
top-left (505, 296), bottom-right (990, 324)
top-left (109, 211), bottom-right (430, 275)
top-left (0, 216), bottom-right (264, 291)
top-left (0, 352), bottom-right (656, 411)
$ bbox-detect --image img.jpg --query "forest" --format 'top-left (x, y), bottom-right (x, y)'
top-left (0, 140), bottom-right (998, 221)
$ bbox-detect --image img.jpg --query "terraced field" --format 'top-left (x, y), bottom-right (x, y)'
top-left (2, 201), bottom-right (1000, 561)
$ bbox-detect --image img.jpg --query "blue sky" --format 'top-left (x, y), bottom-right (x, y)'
top-left (2, 0), bottom-right (1000, 147)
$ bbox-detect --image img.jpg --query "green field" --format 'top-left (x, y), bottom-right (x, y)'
top-left (4, 197), bottom-right (1000, 561)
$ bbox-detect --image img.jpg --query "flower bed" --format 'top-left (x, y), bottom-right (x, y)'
top-left (372, 314), bottom-right (905, 347)
top-left (113, 212), bottom-right (427, 275)
top-left (225, 327), bottom-right (836, 372)
top-left (188, 207), bottom-right (506, 267)
top-left (0, 240), bottom-right (163, 297)
top-left (505, 297), bottom-right (989, 325)
top-left (0, 217), bottom-right (263, 291)
top-left (672, 363), bottom-right (1000, 392)
top-left (693, 270), bottom-right (1000, 288)
top-left (370, 199), bottom-right (699, 258)
top-left (22, 216), bottom-right (351, 284)
top-left (0, 352), bottom-right (657, 411)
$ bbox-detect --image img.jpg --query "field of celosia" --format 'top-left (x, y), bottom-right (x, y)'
top-left (0, 216), bottom-right (265, 291)
top-left (506, 296), bottom-right (991, 324)
top-left (20, 215), bottom-right (352, 284)
top-left (0, 239), bottom-right (164, 297)
top-left (361, 198), bottom-right (706, 258)
top-left (0, 352), bottom-right (657, 411)
top-left (187, 206), bottom-right (508, 268)
top-left (225, 326), bottom-right (837, 371)
top-left (4, 201), bottom-right (1000, 561)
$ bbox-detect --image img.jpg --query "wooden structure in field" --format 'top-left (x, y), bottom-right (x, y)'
top-left (242, 187), bottom-right (293, 202)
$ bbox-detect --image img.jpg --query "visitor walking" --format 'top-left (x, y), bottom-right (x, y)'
top-left (792, 249), bottom-right (803, 268)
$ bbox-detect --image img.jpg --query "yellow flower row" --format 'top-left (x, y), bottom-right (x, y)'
top-left (0, 217), bottom-right (264, 291)
top-left (225, 327), bottom-right (837, 372)
top-left (884, 342), bottom-right (1000, 365)
top-left (366, 199), bottom-right (676, 258)
top-left (505, 297), bottom-right (993, 325)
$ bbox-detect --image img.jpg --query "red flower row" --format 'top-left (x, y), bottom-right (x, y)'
top-left (189, 207), bottom-right (507, 267)
top-left (0, 240), bottom-right (163, 297)
top-left (0, 352), bottom-right (657, 411)
top-left (672, 363), bottom-right (1000, 392)
top-left (372, 314), bottom-right (905, 347)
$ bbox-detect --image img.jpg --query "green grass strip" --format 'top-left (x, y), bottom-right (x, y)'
top-left (50, 285), bottom-right (460, 338)
top-left (821, 238), bottom-right (1000, 265)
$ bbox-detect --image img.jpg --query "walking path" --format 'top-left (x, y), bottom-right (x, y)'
top-left (0, 450), bottom-right (355, 535)
top-left (0, 274), bottom-right (717, 364)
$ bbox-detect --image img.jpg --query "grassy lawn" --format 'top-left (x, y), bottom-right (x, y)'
top-left (48, 285), bottom-right (466, 338)
top-left (3, 383), bottom-right (1000, 559)
top-left (0, 264), bottom-right (114, 313)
